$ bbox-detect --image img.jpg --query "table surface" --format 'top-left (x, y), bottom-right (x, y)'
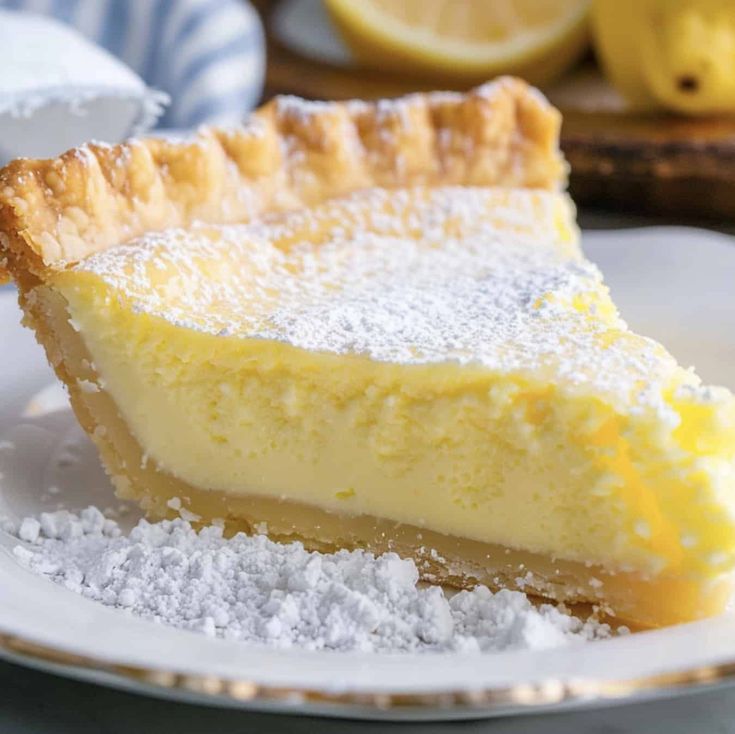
top-left (4, 211), bottom-right (735, 732)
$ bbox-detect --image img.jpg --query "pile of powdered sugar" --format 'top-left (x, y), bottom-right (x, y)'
top-left (8, 506), bottom-right (614, 654)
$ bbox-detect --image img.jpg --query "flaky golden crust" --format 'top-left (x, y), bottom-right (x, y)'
top-left (0, 77), bottom-right (564, 286)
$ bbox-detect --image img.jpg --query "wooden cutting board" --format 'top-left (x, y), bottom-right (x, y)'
top-left (255, 0), bottom-right (735, 223)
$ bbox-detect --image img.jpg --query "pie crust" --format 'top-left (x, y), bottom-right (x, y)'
top-left (0, 77), bottom-right (563, 286)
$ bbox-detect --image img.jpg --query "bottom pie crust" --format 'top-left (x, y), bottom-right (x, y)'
top-left (22, 284), bottom-right (734, 630)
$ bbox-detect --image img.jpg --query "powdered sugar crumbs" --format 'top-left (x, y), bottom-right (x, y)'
top-left (8, 506), bottom-right (615, 653)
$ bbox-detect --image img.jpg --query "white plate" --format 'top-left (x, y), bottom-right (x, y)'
top-left (1, 227), bottom-right (735, 721)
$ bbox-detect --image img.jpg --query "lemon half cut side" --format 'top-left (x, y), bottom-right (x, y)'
top-left (324, 0), bottom-right (591, 85)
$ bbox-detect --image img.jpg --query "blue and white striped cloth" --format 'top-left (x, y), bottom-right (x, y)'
top-left (0, 0), bottom-right (265, 127)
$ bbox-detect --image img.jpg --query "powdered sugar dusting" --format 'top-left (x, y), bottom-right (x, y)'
top-left (10, 507), bottom-right (612, 653)
top-left (73, 185), bottom-right (684, 412)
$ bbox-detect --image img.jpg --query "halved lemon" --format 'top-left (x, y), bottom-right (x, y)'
top-left (324, 0), bottom-right (591, 85)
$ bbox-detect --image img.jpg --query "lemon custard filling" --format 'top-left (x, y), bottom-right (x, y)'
top-left (52, 184), bottom-right (735, 591)
top-left (3, 79), bottom-right (735, 629)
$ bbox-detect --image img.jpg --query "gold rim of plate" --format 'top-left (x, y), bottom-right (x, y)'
top-left (0, 630), bottom-right (732, 716)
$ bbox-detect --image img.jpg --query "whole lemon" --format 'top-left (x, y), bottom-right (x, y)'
top-left (592, 0), bottom-right (735, 114)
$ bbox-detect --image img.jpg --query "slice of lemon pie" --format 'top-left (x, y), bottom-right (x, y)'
top-left (2, 78), bottom-right (735, 628)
